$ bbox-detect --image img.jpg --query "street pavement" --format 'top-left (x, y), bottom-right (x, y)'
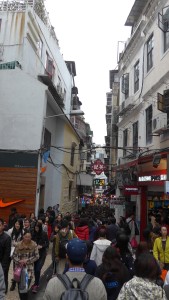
top-left (5, 245), bottom-right (52, 300)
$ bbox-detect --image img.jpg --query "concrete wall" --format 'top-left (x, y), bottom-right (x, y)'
top-left (0, 68), bottom-right (46, 150)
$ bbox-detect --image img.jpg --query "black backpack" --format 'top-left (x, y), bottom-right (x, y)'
top-left (57, 274), bottom-right (94, 300)
top-left (59, 232), bottom-right (69, 258)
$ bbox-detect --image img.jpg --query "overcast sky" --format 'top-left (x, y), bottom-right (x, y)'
top-left (45, 0), bottom-right (135, 145)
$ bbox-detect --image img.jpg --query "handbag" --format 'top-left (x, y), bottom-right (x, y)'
top-left (13, 266), bottom-right (22, 282)
top-left (130, 237), bottom-right (138, 249)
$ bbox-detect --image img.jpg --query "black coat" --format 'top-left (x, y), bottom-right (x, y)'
top-left (0, 232), bottom-right (11, 271)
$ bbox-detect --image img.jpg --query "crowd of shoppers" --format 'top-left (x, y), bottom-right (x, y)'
top-left (1, 204), bottom-right (169, 299)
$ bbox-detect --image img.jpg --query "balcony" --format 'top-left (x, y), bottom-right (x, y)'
top-left (38, 75), bottom-right (64, 108)
top-left (118, 96), bottom-right (135, 116)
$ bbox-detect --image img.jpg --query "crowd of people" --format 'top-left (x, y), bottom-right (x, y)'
top-left (0, 205), bottom-right (169, 299)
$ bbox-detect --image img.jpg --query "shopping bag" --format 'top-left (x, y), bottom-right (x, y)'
top-left (130, 237), bottom-right (138, 249)
top-left (13, 266), bottom-right (22, 282)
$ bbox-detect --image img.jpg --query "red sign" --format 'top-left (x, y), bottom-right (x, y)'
top-left (91, 159), bottom-right (106, 175)
top-left (124, 186), bottom-right (139, 195)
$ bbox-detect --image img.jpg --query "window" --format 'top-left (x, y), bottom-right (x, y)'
top-left (123, 129), bottom-right (128, 156)
top-left (146, 105), bottom-right (153, 144)
top-left (45, 52), bottom-right (55, 79)
top-left (164, 31), bottom-right (169, 53)
top-left (122, 73), bottom-right (129, 99)
top-left (133, 121), bottom-right (138, 154)
top-left (134, 61), bottom-right (139, 93)
top-left (70, 143), bottom-right (76, 166)
top-left (37, 37), bottom-right (43, 58)
top-left (147, 34), bottom-right (154, 72)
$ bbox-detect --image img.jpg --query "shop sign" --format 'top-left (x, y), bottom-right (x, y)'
top-left (91, 159), bottom-right (106, 175)
top-left (124, 186), bottom-right (139, 195)
top-left (138, 175), bottom-right (166, 182)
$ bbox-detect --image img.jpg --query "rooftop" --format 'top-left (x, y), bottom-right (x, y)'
top-left (125, 0), bottom-right (148, 26)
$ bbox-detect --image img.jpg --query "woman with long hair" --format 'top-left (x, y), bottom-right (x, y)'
top-left (7, 219), bottom-right (24, 291)
top-left (31, 221), bottom-right (49, 293)
top-left (117, 253), bottom-right (167, 299)
top-left (96, 246), bottom-right (130, 300)
top-left (13, 231), bottom-right (39, 300)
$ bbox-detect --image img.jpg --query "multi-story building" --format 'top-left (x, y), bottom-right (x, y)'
top-left (116, 0), bottom-right (169, 236)
top-left (0, 0), bottom-right (86, 218)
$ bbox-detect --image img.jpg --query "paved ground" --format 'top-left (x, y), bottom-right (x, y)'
top-left (5, 245), bottom-right (52, 300)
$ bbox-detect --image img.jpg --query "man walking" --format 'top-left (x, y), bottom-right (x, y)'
top-left (44, 238), bottom-right (107, 300)
top-left (0, 218), bottom-right (11, 293)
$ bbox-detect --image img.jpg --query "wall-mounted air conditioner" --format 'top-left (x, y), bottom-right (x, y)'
top-left (152, 114), bottom-right (167, 133)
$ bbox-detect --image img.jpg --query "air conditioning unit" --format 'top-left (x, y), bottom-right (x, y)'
top-left (152, 114), bottom-right (167, 133)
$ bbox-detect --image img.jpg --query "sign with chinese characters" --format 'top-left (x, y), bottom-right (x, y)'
top-left (94, 179), bottom-right (105, 186)
top-left (91, 159), bottom-right (106, 175)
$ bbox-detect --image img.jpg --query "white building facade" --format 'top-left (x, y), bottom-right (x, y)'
top-left (0, 0), bottom-right (81, 217)
top-left (116, 0), bottom-right (169, 236)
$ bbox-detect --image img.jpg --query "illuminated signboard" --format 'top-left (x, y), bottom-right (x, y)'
top-left (94, 179), bottom-right (105, 186)
top-left (138, 175), bottom-right (167, 181)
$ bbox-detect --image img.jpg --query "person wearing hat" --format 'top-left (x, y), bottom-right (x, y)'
top-left (44, 238), bottom-right (107, 300)
top-left (54, 220), bottom-right (77, 273)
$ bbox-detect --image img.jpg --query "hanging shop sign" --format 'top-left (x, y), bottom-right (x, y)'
top-left (124, 185), bottom-right (139, 195)
top-left (91, 159), bottom-right (106, 175)
top-left (138, 175), bottom-right (166, 182)
top-left (94, 179), bottom-right (105, 186)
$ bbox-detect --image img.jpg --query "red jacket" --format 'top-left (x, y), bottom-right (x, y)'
top-left (75, 225), bottom-right (89, 241)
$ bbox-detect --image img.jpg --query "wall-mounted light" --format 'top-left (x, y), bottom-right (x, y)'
top-left (153, 154), bottom-right (162, 168)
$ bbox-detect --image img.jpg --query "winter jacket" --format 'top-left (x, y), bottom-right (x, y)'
top-left (117, 276), bottom-right (167, 300)
top-left (106, 224), bottom-right (119, 242)
top-left (0, 232), bottom-right (11, 272)
top-left (75, 225), bottom-right (89, 240)
top-left (55, 230), bottom-right (77, 257)
top-left (153, 236), bottom-right (169, 263)
top-left (96, 262), bottom-right (130, 300)
top-left (90, 238), bottom-right (111, 266)
top-left (32, 231), bottom-right (49, 258)
top-left (0, 263), bottom-right (5, 299)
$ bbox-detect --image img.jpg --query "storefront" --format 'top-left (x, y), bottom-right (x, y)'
top-left (138, 158), bottom-right (167, 239)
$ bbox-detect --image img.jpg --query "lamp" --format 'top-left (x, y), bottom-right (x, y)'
top-left (44, 110), bottom-right (84, 119)
top-left (153, 154), bottom-right (162, 168)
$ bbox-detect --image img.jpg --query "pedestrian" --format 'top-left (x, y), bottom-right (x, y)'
top-left (0, 218), bottom-right (11, 294)
top-left (115, 232), bottom-right (134, 278)
top-left (44, 238), bottom-right (107, 300)
top-left (96, 246), bottom-right (130, 300)
top-left (8, 207), bottom-right (19, 230)
top-left (106, 217), bottom-right (119, 243)
top-left (31, 222), bottom-right (49, 293)
top-left (75, 218), bottom-right (89, 241)
top-left (153, 225), bottom-right (169, 270)
top-left (90, 228), bottom-right (111, 266)
top-left (117, 253), bottom-right (167, 300)
top-left (13, 231), bottom-right (39, 299)
top-left (126, 213), bottom-right (139, 243)
top-left (7, 219), bottom-right (24, 291)
top-left (0, 263), bottom-right (5, 299)
top-left (55, 220), bottom-right (77, 273)
top-left (23, 218), bottom-right (33, 234)
top-left (63, 240), bottom-right (97, 276)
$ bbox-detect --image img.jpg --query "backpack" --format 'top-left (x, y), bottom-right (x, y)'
top-left (57, 274), bottom-right (94, 300)
top-left (122, 222), bottom-right (131, 235)
top-left (59, 232), bottom-right (69, 258)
